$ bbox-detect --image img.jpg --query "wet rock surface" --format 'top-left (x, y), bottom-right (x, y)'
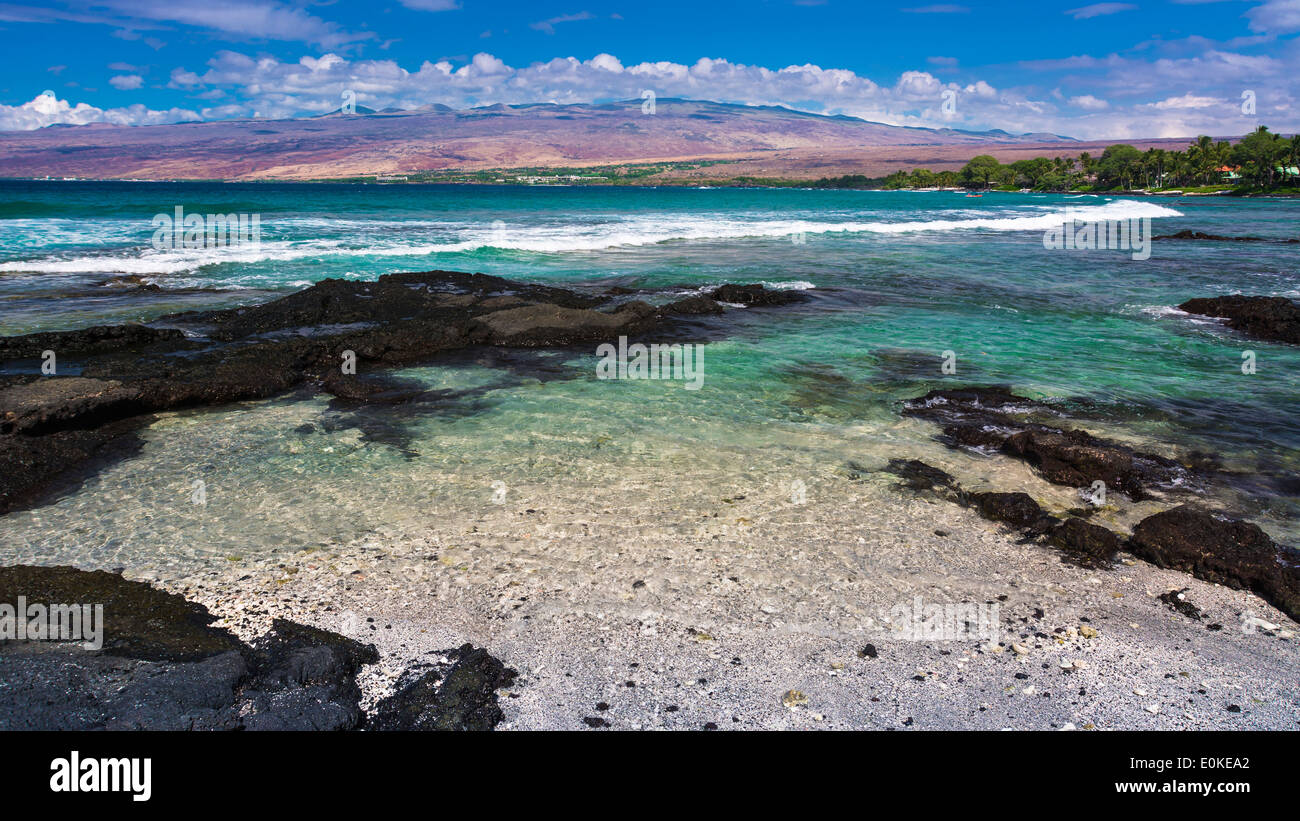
top-left (895, 385), bottom-right (1298, 609)
top-left (0, 416), bottom-right (152, 514)
top-left (1178, 295), bottom-right (1300, 345)
top-left (1154, 229), bottom-right (1298, 243)
top-left (0, 565), bottom-right (515, 730)
top-left (970, 491), bottom-right (1053, 531)
top-left (0, 271), bottom-right (795, 514)
top-left (707, 283), bottom-right (808, 306)
top-left (883, 458), bottom-right (957, 493)
top-left (903, 386), bottom-right (1189, 500)
top-left (884, 454), bottom-right (1298, 605)
top-left (1129, 505), bottom-right (1299, 622)
top-left (0, 564), bottom-right (242, 662)
top-left (0, 323), bottom-right (184, 360)
top-left (1045, 517), bottom-right (1123, 568)
top-left (882, 458), bottom-right (1123, 568)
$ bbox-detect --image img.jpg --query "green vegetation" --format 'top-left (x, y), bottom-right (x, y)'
top-left (809, 174), bottom-right (890, 189)
top-left (868, 126), bottom-right (1300, 194)
top-left (323, 159), bottom-right (739, 185)
top-left (313, 127), bottom-right (1299, 193)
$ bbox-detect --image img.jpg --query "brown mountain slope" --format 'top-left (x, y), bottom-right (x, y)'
top-left (0, 98), bottom-right (1077, 181)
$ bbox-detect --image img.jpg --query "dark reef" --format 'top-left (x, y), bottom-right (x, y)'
top-left (0, 271), bottom-right (804, 514)
top-left (1178, 295), bottom-right (1300, 345)
top-left (0, 565), bottom-right (514, 730)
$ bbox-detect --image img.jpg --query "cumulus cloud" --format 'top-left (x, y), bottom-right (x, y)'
top-left (1069, 94), bottom-right (1110, 110)
top-left (132, 46), bottom-right (1300, 138)
top-left (1152, 93), bottom-right (1220, 109)
top-left (109, 74), bottom-right (144, 90)
top-left (12, 34), bottom-right (1300, 140)
top-left (1246, 0), bottom-right (1300, 33)
top-left (0, 92), bottom-right (199, 131)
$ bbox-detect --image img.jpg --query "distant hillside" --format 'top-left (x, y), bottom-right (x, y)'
top-left (0, 98), bottom-right (1076, 181)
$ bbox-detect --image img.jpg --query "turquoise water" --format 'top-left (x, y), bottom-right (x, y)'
top-left (1, 181), bottom-right (1299, 562)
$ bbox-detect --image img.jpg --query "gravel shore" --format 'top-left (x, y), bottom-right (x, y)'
top-left (145, 465), bottom-right (1298, 730)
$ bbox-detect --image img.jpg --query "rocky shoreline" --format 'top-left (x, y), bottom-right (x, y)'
top-left (890, 385), bottom-right (1300, 622)
top-left (0, 565), bottom-right (516, 730)
top-left (2, 277), bottom-right (1297, 730)
top-left (0, 271), bottom-right (805, 514)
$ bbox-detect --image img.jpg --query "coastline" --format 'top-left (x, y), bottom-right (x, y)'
top-left (2, 269), bottom-right (1298, 729)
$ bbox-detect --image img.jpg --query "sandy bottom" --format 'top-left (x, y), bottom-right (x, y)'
top-left (3, 381), bottom-right (1296, 730)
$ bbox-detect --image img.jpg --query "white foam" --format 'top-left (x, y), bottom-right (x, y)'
top-left (0, 201), bottom-right (1183, 276)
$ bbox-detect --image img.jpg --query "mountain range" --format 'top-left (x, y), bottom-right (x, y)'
top-left (0, 98), bottom-right (1081, 181)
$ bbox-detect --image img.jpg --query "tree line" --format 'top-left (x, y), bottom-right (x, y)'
top-left (812, 126), bottom-right (1299, 193)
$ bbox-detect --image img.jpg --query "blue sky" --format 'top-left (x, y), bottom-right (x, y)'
top-left (1, 0), bottom-right (1297, 137)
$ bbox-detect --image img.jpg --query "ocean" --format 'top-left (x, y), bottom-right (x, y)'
top-left (1, 181), bottom-right (1298, 573)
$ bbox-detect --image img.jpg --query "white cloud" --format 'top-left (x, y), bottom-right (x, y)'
top-left (110, 74), bottom-right (144, 90)
top-left (1065, 3), bottom-right (1138, 19)
top-left (1152, 93), bottom-right (1220, 109)
top-left (530, 12), bottom-right (596, 34)
top-left (398, 0), bottom-right (462, 10)
top-left (17, 0), bottom-right (374, 49)
top-left (0, 93), bottom-right (198, 130)
top-left (34, 40), bottom-right (1297, 140)
top-left (1069, 94), bottom-right (1110, 110)
top-left (1246, 0), bottom-right (1300, 33)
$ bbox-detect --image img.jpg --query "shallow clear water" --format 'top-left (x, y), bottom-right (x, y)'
top-left (1, 181), bottom-right (1298, 569)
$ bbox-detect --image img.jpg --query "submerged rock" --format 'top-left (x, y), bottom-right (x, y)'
top-left (0, 416), bottom-right (151, 514)
top-left (1002, 427), bottom-right (1154, 500)
top-left (1129, 505), bottom-right (1299, 622)
top-left (0, 271), bottom-right (803, 515)
top-left (1154, 230), bottom-right (1297, 243)
top-left (970, 491), bottom-right (1053, 531)
top-left (707, 283), bottom-right (808, 306)
top-left (902, 386), bottom-right (1187, 500)
top-left (883, 458), bottom-right (1123, 567)
top-left (883, 458), bottom-right (956, 492)
top-left (471, 300), bottom-right (658, 346)
top-left (663, 295), bottom-right (726, 315)
top-left (1178, 295), bottom-right (1300, 345)
top-left (1046, 517), bottom-right (1122, 567)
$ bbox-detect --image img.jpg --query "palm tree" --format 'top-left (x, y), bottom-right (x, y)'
top-left (1152, 148), bottom-right (1167, 188)
top-left (1190, 135), bottom-right (1215, 184)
